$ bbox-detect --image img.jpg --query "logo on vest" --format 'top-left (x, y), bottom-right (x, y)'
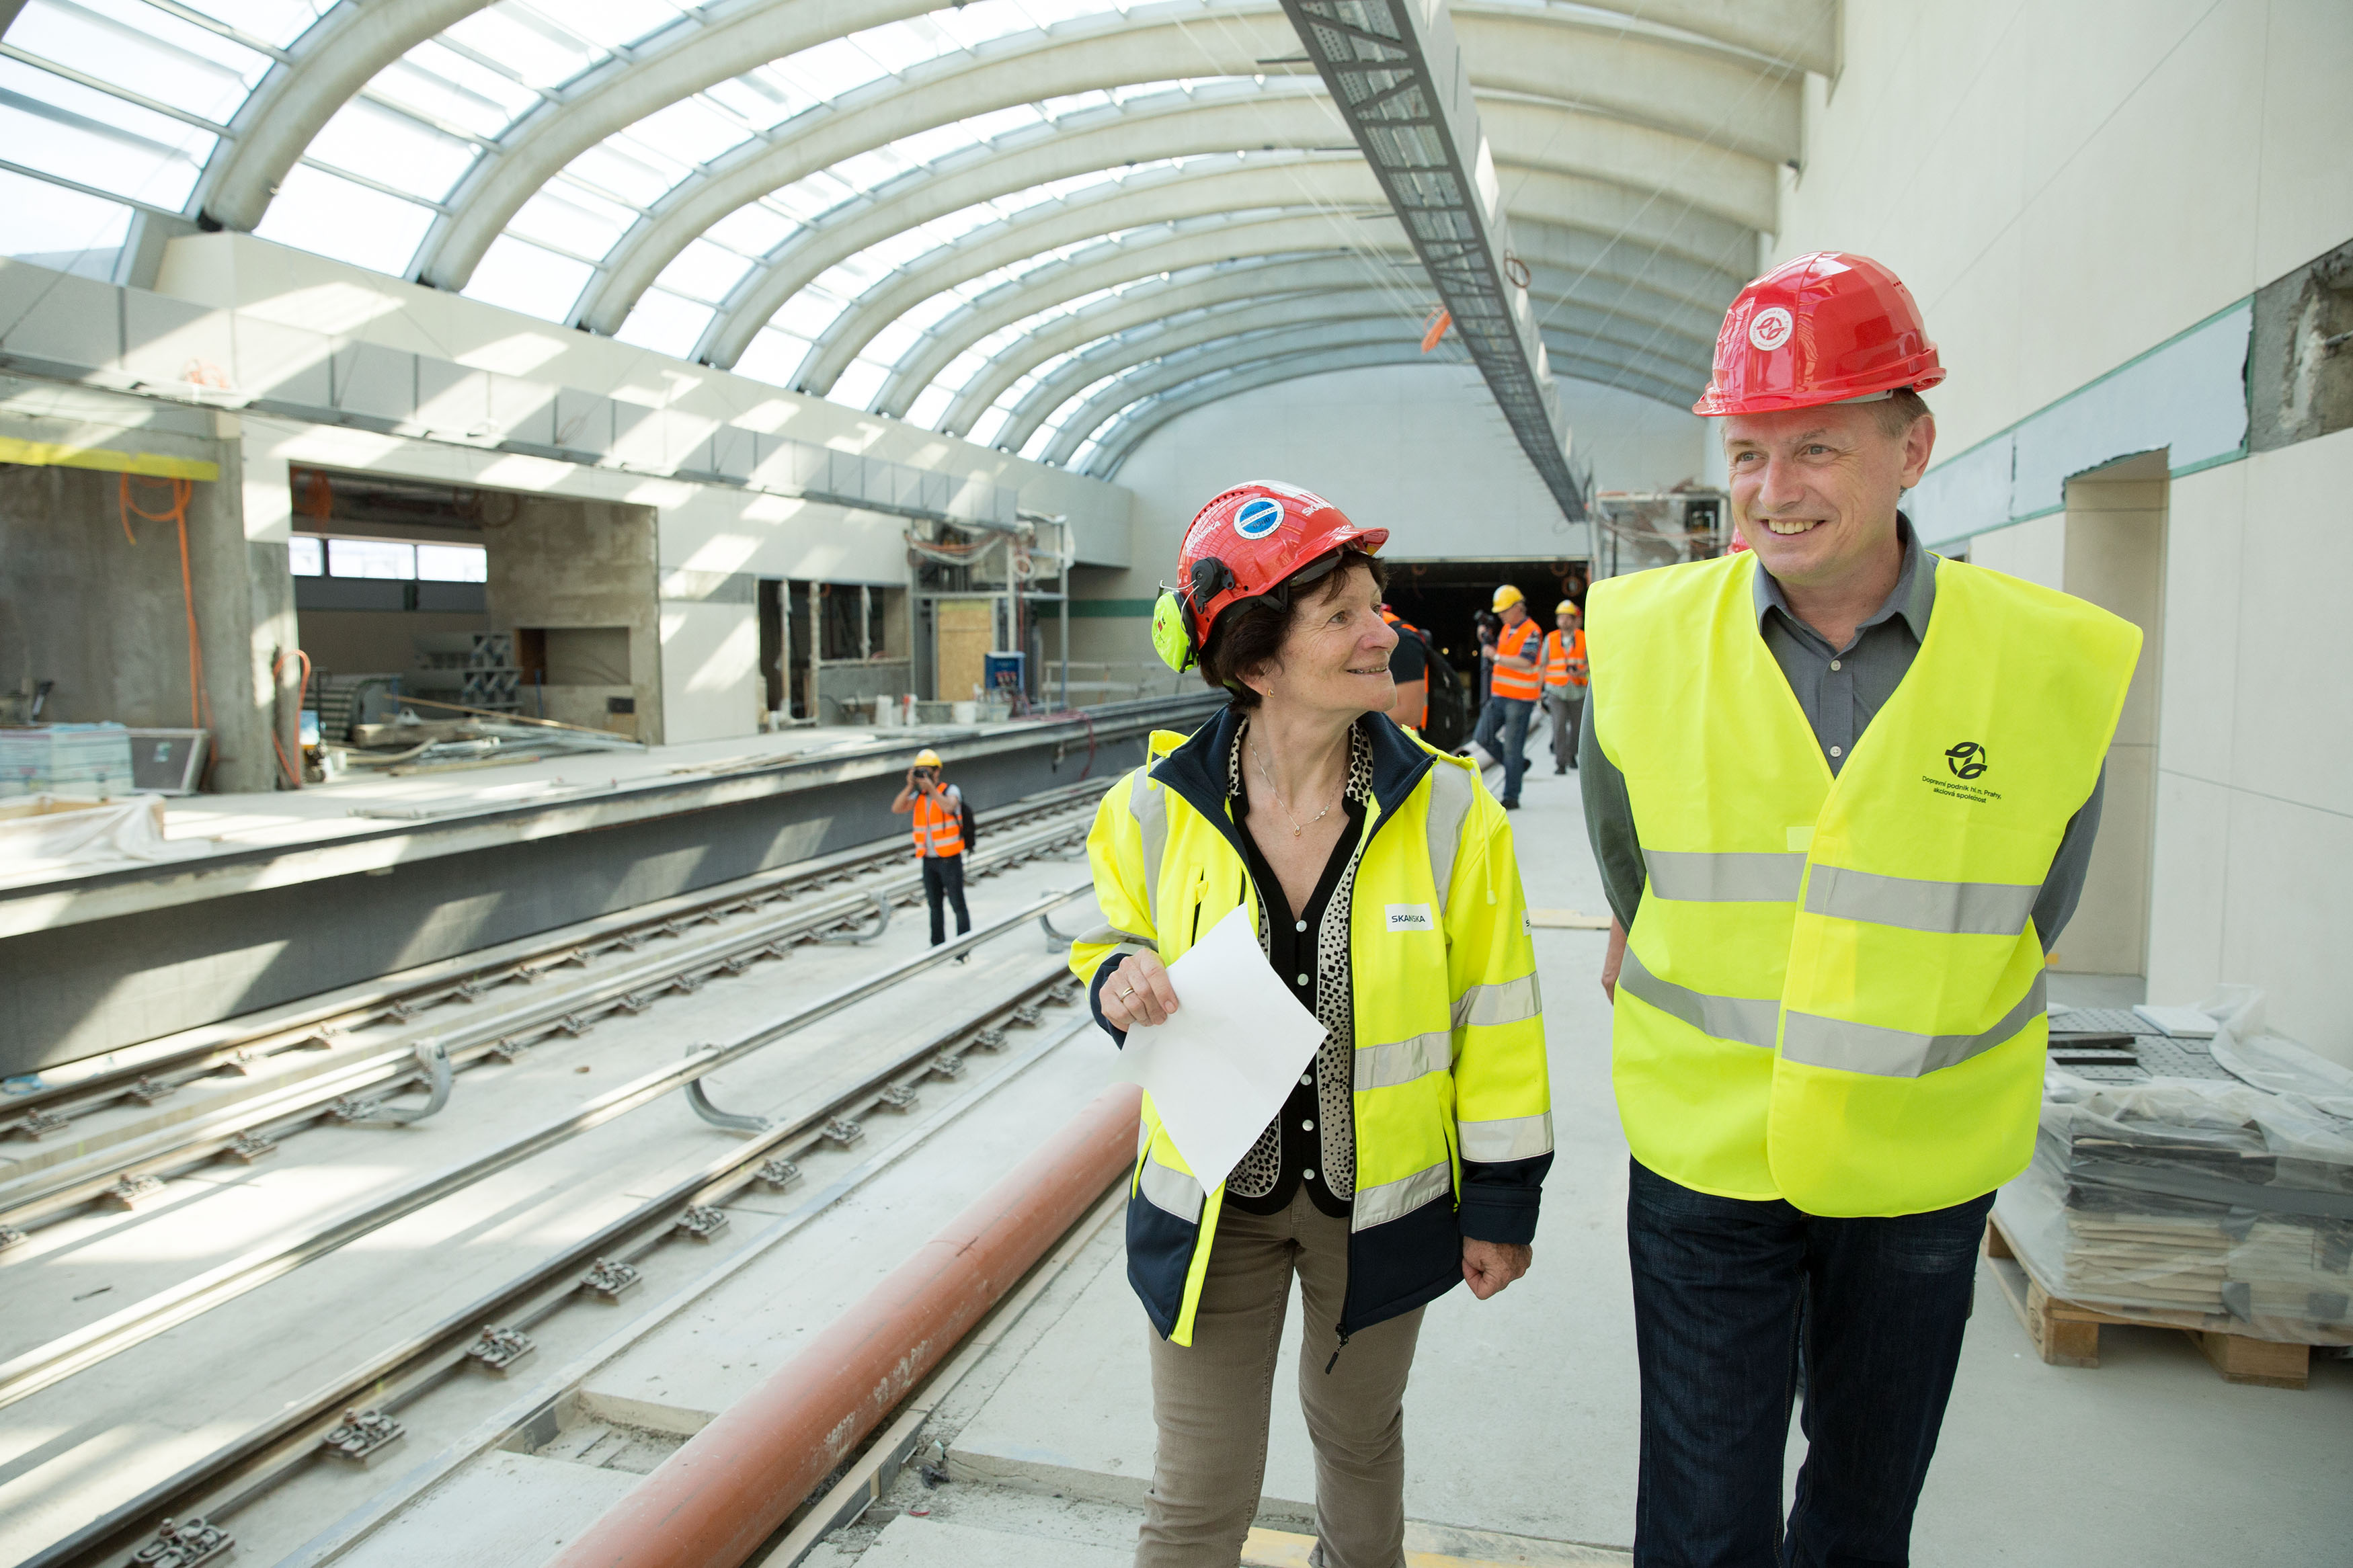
top-left (1385, 903), bottom-right (1435, 932)
top-left (1945, 741), bottom-right (1988, 780)
top-left (1925, 741), bottom-right (2001, 806)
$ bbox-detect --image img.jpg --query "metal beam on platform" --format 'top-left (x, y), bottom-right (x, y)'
top-left (1278, 0), bottom-right (1589, 520)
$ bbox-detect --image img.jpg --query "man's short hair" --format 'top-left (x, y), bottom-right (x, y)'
top-left (1873, 388), bottom-right (1931, 439)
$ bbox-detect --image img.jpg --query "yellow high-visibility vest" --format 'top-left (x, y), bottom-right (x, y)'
top-left (1587, 550), bottom-right (2139, 1216)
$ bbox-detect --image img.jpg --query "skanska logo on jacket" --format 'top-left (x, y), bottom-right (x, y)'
top-left (1233, 497), bottom-right (1284, 538)
top-left (1945, 741), bottom-right (1988, 780)
top-left (1385, 903), bottom-right (1434, 932)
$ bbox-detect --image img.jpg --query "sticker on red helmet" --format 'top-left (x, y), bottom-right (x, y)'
top-left (1233, 496), bottom-right (1284, 538)
top-left (1748, 306), bottom-right (1794, 352)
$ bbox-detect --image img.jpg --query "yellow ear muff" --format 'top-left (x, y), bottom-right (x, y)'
top-left (1150, 589), bottom-right (1196, 673)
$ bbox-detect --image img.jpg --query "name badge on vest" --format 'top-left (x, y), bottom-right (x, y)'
top-left (1386, 903), bottom-right (1435, 932)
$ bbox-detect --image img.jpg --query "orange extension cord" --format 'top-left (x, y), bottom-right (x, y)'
top-left (272, 648), bottom-right (313, 789)
top-left (118, 474), bottom-right (212, 735)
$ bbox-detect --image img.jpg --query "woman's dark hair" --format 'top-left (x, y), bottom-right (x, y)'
top-left (1197, 550), bottom-right (1389, 709)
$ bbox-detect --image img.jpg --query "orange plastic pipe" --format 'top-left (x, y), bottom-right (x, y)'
top-left (548, 1081), bottom-right (1143, 1568)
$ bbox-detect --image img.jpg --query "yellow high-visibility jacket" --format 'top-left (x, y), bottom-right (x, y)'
top-left (1072, 707), bottom-right (1552, 1346)
top-left (1588, 550), bottom-right (2139, 1216)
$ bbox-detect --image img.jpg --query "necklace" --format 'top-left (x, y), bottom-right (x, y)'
top-left (1249, 739), bottom-right (1335, 838)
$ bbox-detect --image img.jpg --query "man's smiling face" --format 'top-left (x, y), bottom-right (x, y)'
top-left (1721, 402), bottom-right (1935, 589)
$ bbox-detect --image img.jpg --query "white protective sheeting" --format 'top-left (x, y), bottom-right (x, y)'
top-left (0, 794), bottom-right (206, 873)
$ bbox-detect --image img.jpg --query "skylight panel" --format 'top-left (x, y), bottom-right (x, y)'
top-left (509, 183), bottom-right (639, 261)
top-left (855, 226), bottom-right (941, 274)
top-left (563, 139), bottom-right (687, 210)
top-left (828, 358), bottom-right (891, 410)
top-left (863, 315), bottom-right (930, 366)
top-left (443, 5), bottom-right (603, 92)
top-left (613, 288), bottom-right (713, 359)
top-left (702, 202), bottom-right (798, 257)
top-left (814, 255), bottom-right (891, 301)
top-left (370, 42), bottom-right (541, 140)
top-left (896, 289), bottom-right (969, 335)
top-left (732, 326), bottom-right (813, 388)
top-left (307, 99), bottom-right (478, 204)
top-left (957, 104), bottom-right (1049, 144)
top-left (905, 384), bottom-right (955, 429)
top-left (930, 1), bottom-right (1040, 52)
top-left (1038, 89), bottom-right (1114, 121)
top-left (654, 239), bottom-right (754, 304)
top-left (552, 0), bottom-right (687, 52)
top-left (164, 1), bottom-right (329, 48)
top-left (767, 38), bottom-right (891, 103)
top-left (253, 164), bottom-right (437, 276)
top-left (768, 169), bottom-right (860, 224)
top-left (621, 97), bottom-right (752, 169)
top-left (8, 0), bottom-right (270, 123)
top-left (0, 57), bottom-right (216, 209)
top-left (463, 235), bottom-right (595, 323)
top-left (1014, 0), bottom-right (1127, 28)
top-left (0, 164), bottom-right (130, 279)
top-left (968, 405), bottom-right (1013, 447)
top-left (891, 122), bottom-right (989, 169)
top-left (770, 288), bottom-right (848, 341)
top-left (830, 146), bottom-right (916, 196)
top-left (704, 67), bottom-right (814, 132)
top-left (845, 19), bottom-right (957, 76)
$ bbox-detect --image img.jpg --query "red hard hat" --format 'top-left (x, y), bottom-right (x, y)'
top-left (1693, 251), bottom-right (1945, 417)
top-left (1156, 482), bottom-right (1386, 671)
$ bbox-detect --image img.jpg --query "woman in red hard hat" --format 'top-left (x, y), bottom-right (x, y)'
top-left (1581, 253), bottom-right (2139, 1565)
top-left (1070, 481), bottom-right (1552, 1568)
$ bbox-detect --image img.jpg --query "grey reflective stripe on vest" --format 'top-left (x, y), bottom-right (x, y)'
top-left (1458, 1111), bottom-right (1553, 1163)
top-left (1450, 973), bottom-right (1542, 1030)
top-left (1353, 1030), bottom-right (1451, 1090)
top-left (1080, 924), bottom-right (1155, 949)
top-left (1617, 946), bottom-right (1780, 1051)
top-left (1643, 849), bottom-right (1807, 903)
top-left (1423, 763), bottom-right (1476, 915)
top-left (1804, 866), bottom-right (2040, 936)
top-left (1351, 1157), bottom-right (1451, 1231)
top-left (1782, 971), bottom-right (2048, 1079)
top-left (1135, 1154), bottom-right (1204, 1224)
top-left (1130, 773), bottom-right (1171, 925)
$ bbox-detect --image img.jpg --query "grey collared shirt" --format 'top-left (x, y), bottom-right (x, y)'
top-left (1579, 515), bottom-right (2104, 949)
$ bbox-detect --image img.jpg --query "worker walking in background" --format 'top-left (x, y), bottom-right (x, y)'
top-left (1380, 602), bottom-right (1429, 731)
top-left (1582, 252), bottom-right (2139, 1567)
top-left (1470, 584), bottom-right (1541, 809)
top-left (1540, 598), bottom-right (1587, 774)
top-left (892, 747), bottom-right (972, 955)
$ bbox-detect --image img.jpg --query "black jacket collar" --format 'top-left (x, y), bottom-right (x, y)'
top-left (1150, 704), bottom-right (1439, 855)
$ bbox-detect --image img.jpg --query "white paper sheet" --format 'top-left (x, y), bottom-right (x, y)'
top-left (1109, 905), bottom-right (1327, 1192)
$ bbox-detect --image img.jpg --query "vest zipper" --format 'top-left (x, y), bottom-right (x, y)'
top-left (1324, 1325), bottom-right (1351, 1374)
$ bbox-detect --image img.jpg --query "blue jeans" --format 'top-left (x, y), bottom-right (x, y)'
top-left (1625, 1158), bottom-right (1993, 1568)
top-left (1473, 694), bottom-right (1536, 804)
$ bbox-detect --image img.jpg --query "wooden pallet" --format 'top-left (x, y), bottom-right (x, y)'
top-left (1982, 1212), bottom-right (2313, 1389)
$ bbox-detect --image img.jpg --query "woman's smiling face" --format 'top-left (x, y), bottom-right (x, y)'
top-left (1240, 560), bottom-right (1398, 717)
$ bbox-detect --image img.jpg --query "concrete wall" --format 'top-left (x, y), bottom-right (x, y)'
top-left (489, 497), bottom-right (664, 741)
top-left (1778, 0), bottom-right (2353, 1063)
top-left (0, 378), bottom-right (293, 791)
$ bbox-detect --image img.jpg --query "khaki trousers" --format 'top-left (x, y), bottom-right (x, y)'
top-left (1137, 1190), bottom-right (1426, 1568)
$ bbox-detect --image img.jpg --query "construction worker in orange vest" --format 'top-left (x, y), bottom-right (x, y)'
top-left (1540, 597), bottom-right (1587, 774)
top-left (891, 747), bottom-right (971, 955)
top-left (1379, 603), bottom-right (1429, 730)
top-left (1470, 584), bottom-right (1542, 809)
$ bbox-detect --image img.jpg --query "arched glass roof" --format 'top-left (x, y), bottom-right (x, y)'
top-left (0, 0), bottom-right (1830, 466)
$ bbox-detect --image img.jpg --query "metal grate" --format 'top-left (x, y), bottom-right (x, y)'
top-left (1279, 0), bottom-right (1586, 521)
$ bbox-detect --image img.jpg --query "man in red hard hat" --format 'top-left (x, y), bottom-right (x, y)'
top-left (1581, 253), bottom-right (2141, 1566)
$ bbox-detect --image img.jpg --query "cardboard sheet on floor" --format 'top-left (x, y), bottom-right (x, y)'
top-left (1107, 905), bottom-right (1323, 1190)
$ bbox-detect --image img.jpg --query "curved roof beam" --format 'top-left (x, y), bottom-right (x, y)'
top-left (947, 222), bottom-right (1729, 438)
top-left (1007, 284), bottom-right (1709, 456)
top-left (1043, 318), bottom-right (1444, 463)
top-left (575, 11), bottom-right (1306, 327)
top-left (1083, 343), bottom-right (1464, 477)
top-left (694, 87), bottom-right (1356, 367)
top-left (1506, 216), bottom-right (1747, 317)
top-left (199, 0), bottom-right (488, 229)
top-left (1477, 95), bottom-right (1776, 233)
top-left (941, 251), bottom-right (1400, 434)
top-left (875, 209), bottom-right (1407, 417)
top-left (416, 0), bottom-right (939, 288)
top-left (798, 155), bottom-right (1382, 394)
top-left (1575, 0), bottom-right (1837, 78)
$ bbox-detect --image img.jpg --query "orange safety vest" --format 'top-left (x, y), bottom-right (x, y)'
top-left (912, 788), bottom-right (964, 857)
top-left (1382, 610), bottom-right (1429, 729)
top-left (1545, 628), bottom-right (1587, 688)
top-left (1490, 618), bottom-right (1542, 700)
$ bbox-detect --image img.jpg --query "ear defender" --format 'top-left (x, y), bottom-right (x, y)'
top-left (1151, 589), bottom-right (1196, 673)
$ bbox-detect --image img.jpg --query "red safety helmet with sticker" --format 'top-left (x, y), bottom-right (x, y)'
top-left (1151, 482), bottom-right (1387, 673)
top-left (1693, 251), bottom-right (1946, 417)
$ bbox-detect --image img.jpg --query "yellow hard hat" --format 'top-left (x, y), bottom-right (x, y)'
top-left (1557, 598), bottom-right (1580, 616)
top-left (1491, 584), bottom-right (1525, 612)
top-left (912, 748), bottom-right (943, 768)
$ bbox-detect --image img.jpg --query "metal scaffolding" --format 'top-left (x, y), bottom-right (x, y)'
top-left (1279, 0), bottom-right (1589, 521)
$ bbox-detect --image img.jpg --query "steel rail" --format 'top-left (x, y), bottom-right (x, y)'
top-left (24, 965), bottom-right (1094, 1568)
top-left (0, 885), bottom-right (1092, 1415)
top-left (0, 808), bottom-right (1096, 1234)
top-left (0, 782), bottom-right (1107, 1138)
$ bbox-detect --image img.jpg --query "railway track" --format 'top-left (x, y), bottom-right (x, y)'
top-left (0, 782), bottom-right (1107, 1240)
top-left (19, 944), bottom-right (1099, 1568)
